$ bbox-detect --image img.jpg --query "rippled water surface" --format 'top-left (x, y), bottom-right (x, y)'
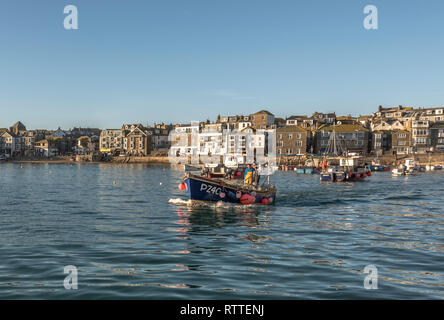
top-left (0, 163), bottom-right (443, 299)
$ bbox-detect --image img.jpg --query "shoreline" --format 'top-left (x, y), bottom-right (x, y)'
top-left (4, 153), bottom-right (444, 166)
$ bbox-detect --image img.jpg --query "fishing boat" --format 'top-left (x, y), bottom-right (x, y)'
top-left (392, 159), bottom-right (420, 176)
top-left (370, 159), bottom-right (390, 172)
top-left (319, 125), bottom-right (371, 182)
top-left (178, 170), bottom-right (277, 205)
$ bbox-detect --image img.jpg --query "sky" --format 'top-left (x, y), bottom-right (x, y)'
top-left (1, 0), bottom-right (444, 129)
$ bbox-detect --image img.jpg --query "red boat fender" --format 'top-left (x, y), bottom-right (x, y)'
top-left (367, 171), bottom-right (372, 176)
top-left (179, 183), bottom-right (187, 191)
top-left (261, 198), bottom-right (269, 204)
top-left (355, 173), bottom-right (361, 178)
top-left (240, 193), bottom-right (255, 205)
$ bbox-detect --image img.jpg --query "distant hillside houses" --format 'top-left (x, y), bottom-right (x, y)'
top-left (2, 105), bottom-right (444, 160)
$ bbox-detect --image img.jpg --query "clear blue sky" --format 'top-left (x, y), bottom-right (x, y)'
top-left (1, 0), bottom-right (443, 129)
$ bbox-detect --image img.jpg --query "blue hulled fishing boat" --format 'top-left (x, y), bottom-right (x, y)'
top-left (179, 172), bottom-right (277, 205)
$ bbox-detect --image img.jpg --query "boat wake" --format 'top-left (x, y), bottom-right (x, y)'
top-left (168, 198), bottom-right (190, 205)
top-left (168, 198), bottom-right (264, 211)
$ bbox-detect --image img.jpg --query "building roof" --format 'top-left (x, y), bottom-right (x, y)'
top-left (12, 121), bottom-right (26, 130)
top-left (253, 110), bottom-right (274, 116)
top-left (318, 124), bottom-right (369, 132)
top-left (0, 130), bottom-right (18, 138)
top-left (277, 126), bottom-right (308, 132)
top-left (286, 115), bottom-right (308, 120)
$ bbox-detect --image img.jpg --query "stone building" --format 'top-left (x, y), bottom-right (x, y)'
top-left (250, 110), bottom-right (275, 129)
top-left (314, 124), bottom-right (369, 155)
top-left (276, 126), bottom-right (311, 156)
top-left (100, 129), bottom-right (123, 154)
top-left (122, 124), bottom-right (151, 156)
top-left (391, 130), bottom-right (412, 155)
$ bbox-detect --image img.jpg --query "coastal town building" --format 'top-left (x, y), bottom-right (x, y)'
top-left (147, 123), bottom-right (174, 151)
top-left (276, 126), bottom-right (311, 156)
top-left (122, 124), bottom-right (151, 156)
top-left (0, 131), bottom-right (21, 157)
top-left (390, 130), bottom-right (412, 155)
top-left (312, 112), bottom-right (336, 125)
top-left (34, 139), bottom-right (59, 157)
top-left (285, 116), bottom-right (308, 127)
top-left (250, 110), bottom-right (275, 129)
top-left (411, 120), bottom-right (432, 154)
top-left (430, 122), bottom-right (444, 153)
top-left (224, 126), bottom-right (267, 165)
top-left (371, 130), bottom-right (392, 156)
top-left (371, 119), bottom-right (406, 132)
top-left (314, 124), bottom-right (369, 156)
top-left (100, 129), bottom-right (123, 154)
top-left (169, 122), bottom-right (200, 160)
top-left (9, 121), bottom-right (27, 136)
top-left (74, 136), bottom-right (99, 155)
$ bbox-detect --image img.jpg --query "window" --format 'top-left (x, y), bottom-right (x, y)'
top-left (288, 134), bottom-right (292, 139)
top-left (295, 141), bottom-right (302, 147)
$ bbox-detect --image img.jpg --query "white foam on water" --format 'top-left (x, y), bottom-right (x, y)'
top-left (168, 198), bottom-right (262, 214)
top-left (168, 198), bottom-right (190, 205)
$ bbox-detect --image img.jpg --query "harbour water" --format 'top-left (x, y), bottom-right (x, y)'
top-left (0, 163), bottom-right (442, 299)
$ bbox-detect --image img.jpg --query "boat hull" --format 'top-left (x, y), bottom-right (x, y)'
top-left (184, 176), bottom-right (276, 205)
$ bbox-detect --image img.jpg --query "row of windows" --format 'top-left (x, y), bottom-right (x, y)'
top-left (278, 133), bottom-right (302, 139)
top-left (277, 149), bottom-right (302, 155)
top-left (277, 141), bottom-right (303, 147)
